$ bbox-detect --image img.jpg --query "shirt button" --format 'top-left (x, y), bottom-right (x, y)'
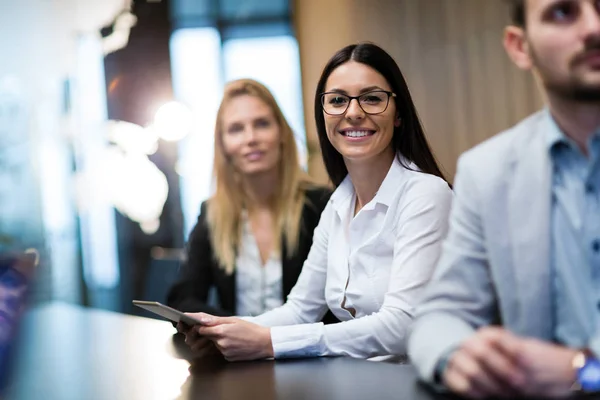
top-left (593, 240), bottom-right (600, 253)
top-left (586, 184), bottom-right (595, 194)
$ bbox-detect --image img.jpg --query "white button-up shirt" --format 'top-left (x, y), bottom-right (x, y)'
top-left (250, 156), bottom-right (453, 359)
top-left (235, 214), bottom-right (283, 317)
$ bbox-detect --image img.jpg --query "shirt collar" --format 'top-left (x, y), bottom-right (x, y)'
top-left (373, 156), bottom-right (408, 208)
top-left (330, 173), bottom-right (354, 208)
top-left (544, 108), bottom-right (600, 158)
top-left (544, 108), bottom-right (570, 156)
top-left (329, 156), bottom-right (409, 215)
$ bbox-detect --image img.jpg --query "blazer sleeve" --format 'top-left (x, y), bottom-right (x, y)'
top-left (408, 155), bottom-right (499, 384)
top-left (304, 186), bottom-right (332, 216)
top-left (166, 201), bottom-right (231, 316)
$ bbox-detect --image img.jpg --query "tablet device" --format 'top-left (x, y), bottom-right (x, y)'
top-left (132, 300), bottom-right (204, 326)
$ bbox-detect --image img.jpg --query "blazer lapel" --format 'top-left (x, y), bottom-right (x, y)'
top-left (508, 116), bottom-right (553, 339)
top-left (281, 236), bottom-right (290, 302)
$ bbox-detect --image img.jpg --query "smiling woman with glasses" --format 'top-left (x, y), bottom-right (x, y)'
top-left (179, 43), bottom-right (453, 364)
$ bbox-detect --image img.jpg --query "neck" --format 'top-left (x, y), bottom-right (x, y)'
top-left (345, 147), bottom-right (395, 214)
top-left (242, 168), bottom-right (279, 211)
top-left (547, 94), bottom-right (600, 156)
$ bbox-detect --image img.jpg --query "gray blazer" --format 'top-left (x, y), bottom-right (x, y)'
top-left (408, 110), bottom-right (557, 382)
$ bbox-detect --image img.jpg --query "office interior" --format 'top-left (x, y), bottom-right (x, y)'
top-left (0, 0), bottom-right (543, 318)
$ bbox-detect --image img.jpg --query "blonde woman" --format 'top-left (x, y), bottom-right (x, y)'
top-left (167, 79), bottom-right (334, 323)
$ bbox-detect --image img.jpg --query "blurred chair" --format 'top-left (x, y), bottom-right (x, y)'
top-left (135, 246), bottom-right (183, 320)
top-left (138, 245), bottom-right (219, 321)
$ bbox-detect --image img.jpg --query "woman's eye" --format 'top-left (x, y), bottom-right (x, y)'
top-left (329, 96), bottom-right (348, 106)
top-left (227, 124), bottom-right (244, 134)
top-left (254, 118), bottom-right (271, 128)
top-left (361, 94), bottom-right (384, 104)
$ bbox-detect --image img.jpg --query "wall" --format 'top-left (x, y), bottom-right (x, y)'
top-left (294, 0), bottom-right (545, 183)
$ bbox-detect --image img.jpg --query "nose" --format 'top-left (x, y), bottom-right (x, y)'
top-left (243, 126), bottom-right (258, 144)
top-left (345, 98), bottom-right (365, 120)
top-left (579, 2), bottom-right (600, 38)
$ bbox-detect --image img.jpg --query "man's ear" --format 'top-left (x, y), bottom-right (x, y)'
top-left (503, 25), bottom-right (533, 70)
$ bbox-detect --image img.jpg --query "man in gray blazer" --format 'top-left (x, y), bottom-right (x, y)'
top-left (408, 0), bottom-right (600, 398)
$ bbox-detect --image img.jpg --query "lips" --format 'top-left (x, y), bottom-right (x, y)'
top-left (575, 49), bottom-right (600, 67)
top-left (244, 151), bottom-right (264, 161)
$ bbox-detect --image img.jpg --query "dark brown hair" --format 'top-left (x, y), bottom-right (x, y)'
top-left (507, 0), bottom-right (526, 27)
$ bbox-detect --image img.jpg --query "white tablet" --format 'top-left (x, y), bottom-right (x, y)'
top-left (132, 300), bottom-right (204, 326)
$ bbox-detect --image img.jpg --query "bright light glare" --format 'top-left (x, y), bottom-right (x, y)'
top-left (103, 149), bottom-right (169, 230)
top-left (107, 120), bottom-right (158, 155)
top-left (153, 101), bottom-right (192, 142)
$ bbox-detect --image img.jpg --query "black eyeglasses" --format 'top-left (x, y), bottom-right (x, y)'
top-left (320, 90), bottom-right (396, 115)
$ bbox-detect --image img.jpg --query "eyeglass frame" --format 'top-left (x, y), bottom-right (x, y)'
top-left (320, 90), bottom-right (397, 116)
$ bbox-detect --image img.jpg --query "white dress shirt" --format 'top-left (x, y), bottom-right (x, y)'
top-left (250, 156), bottom-right (453, 359)
top-left (235, 213), bottom-right (284, 317)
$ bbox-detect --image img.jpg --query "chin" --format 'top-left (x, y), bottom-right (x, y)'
top-left (339, 146), bottom-right (376, 158)
top-left (242, 169), bottom-right (268, 176)
top-left (239, 165), bottom-right (276, 176)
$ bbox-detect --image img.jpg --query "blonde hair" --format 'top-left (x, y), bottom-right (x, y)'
top-left (207, 78), bottom-right (316, 275)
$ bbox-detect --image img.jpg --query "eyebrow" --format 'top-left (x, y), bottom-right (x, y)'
top-left (225, 113), bottom-right (273, 127)
top-left (325, 86), bottom-right (388, 95)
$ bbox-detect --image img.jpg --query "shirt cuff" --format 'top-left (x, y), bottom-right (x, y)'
top-left (587, 335), bottom-right (600, 359)
top-left (432, 348), bottom-right (457, 389)
top-left (270, 323), bottom-right (324, 358)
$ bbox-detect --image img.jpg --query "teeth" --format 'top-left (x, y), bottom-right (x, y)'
top-left (345, 131), bottom-right (371, 138)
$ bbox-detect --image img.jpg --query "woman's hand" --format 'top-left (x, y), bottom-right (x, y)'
top-left (190, 313), bottom-right (274, 362)
top-left (176, 320), bottom-right (220, 358)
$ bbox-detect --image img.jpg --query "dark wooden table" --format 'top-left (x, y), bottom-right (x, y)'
top-left (4, 302), bottom-right (448, 400)
top-left (7, 303), bottom-right (600, 400)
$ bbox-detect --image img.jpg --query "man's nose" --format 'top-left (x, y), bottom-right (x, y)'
top-left (579, 2), bottom-right (600, 39)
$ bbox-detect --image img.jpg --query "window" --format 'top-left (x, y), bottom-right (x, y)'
top-left (169, 28), bottom-right (223, 236)
top-left (74, 34), bottom-right (120, 290)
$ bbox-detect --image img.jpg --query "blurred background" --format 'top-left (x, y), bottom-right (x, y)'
top-left (0, 0), bottom-right (544, 317)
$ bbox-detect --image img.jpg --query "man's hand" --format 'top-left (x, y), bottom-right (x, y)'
top-left (512, 337), bottom-right (577, 398)
top-left (443, 327), bottom-right (526, 399)
top-left (444, 327), bottom-right (579, 399)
